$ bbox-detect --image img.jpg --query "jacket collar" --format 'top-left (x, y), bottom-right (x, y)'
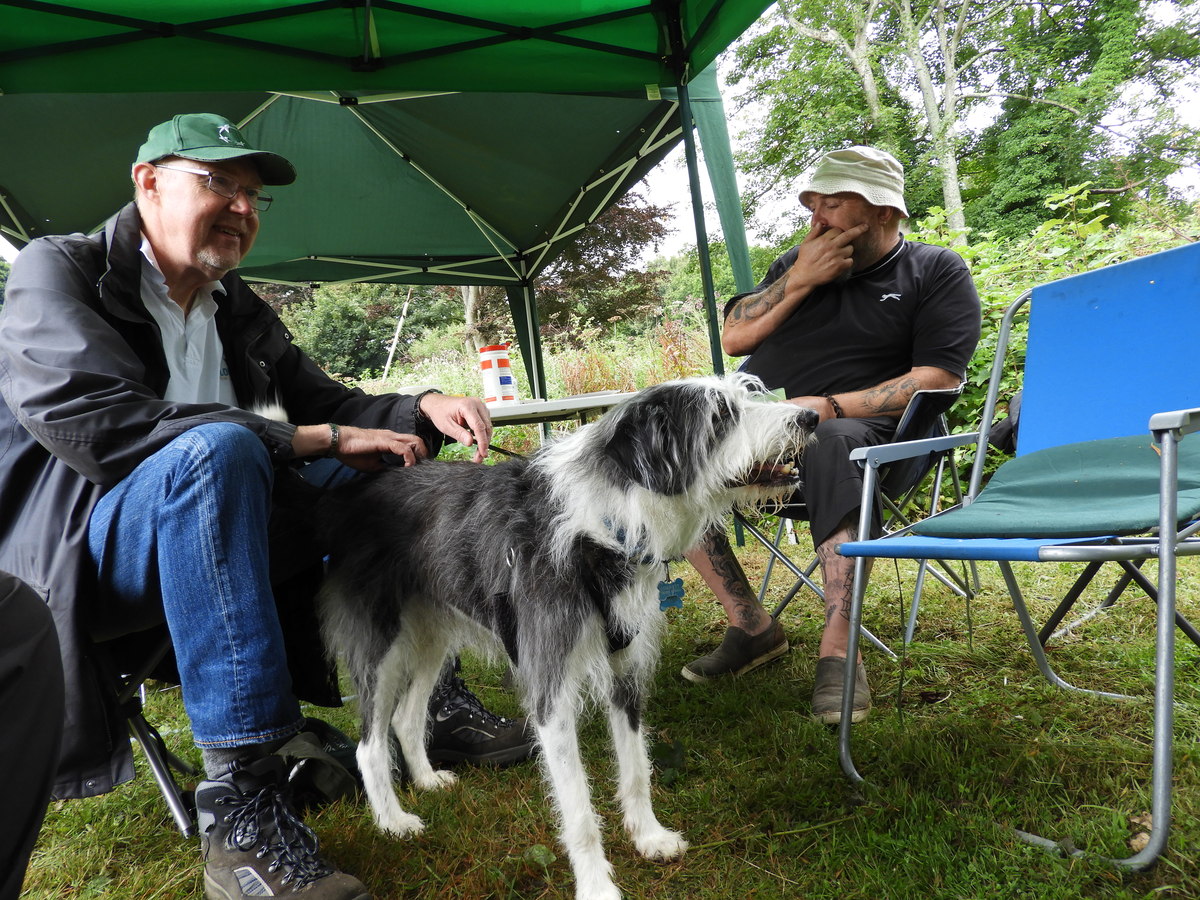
top-left (96, 202), bottom-right (151, 322)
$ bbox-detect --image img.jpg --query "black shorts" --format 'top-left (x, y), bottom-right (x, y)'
top-left (787, 416), bottom-right (897, 547)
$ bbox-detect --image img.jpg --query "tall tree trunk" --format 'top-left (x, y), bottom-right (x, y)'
top-left (461, 284), bottom-right (486, 353)
top-left (893, 0), bottom-right (972, 238)
top-left (780, 0), bottom-right (887, 130)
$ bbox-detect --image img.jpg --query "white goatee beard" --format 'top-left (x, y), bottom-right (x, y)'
top-left (196, 247), bottom-right (240, 277)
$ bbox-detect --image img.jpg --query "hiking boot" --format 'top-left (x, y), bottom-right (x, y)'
top-left (811, 656), bottom-right (872, 725)
top-left (196, 756), bottom-right (371, 900)
top-left (681, 620), bottom-right (789, 683)
top-left (426, 675), bottom-right (536, 766)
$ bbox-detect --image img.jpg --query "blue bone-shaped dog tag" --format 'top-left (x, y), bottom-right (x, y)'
top-left (658, 577), bottom-right (685, 611)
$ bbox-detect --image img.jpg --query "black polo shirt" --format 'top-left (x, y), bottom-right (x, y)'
top-left (726, 239), bottom-right (981, 398)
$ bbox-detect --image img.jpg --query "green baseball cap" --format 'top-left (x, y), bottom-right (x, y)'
top-left (135, 113), bottom-right (296, 185)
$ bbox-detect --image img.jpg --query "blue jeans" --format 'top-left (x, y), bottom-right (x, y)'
top-left (88, 423), bottom-right (349, 749)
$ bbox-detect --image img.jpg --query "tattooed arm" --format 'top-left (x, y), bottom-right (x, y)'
top-left (789, 366), bottom-right (961, 423)
top-left (722, 222), bottom-right (869, 356)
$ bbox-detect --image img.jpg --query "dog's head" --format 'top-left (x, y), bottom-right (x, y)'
top-left (535, 373), bottom-right (817, 564)
top-left (594, 373), bottom-right (817, 505)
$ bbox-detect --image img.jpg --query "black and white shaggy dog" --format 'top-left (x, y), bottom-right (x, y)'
top-left (314, 373), bottom-right (817, 900)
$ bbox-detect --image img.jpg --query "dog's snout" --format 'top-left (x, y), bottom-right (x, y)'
top-left (794, 405), bottom-right (820, 431)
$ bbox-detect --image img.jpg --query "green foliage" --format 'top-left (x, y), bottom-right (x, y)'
top-left (277, 282), bottom-right (459, 379)
top-left (535, 191), bottom-right (674, 338)
top-left (727, 0), bottom-right (1200, 243)
top-left (280, 287), bottom-right (392, 379)
top-left (0, 256), bottom-right (8, 301)
top-left (651, 240), bottom-right (790, 307)
top-left (966, 0), bottom-right (1195, 238)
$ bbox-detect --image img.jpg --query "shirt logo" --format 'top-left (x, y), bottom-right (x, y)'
top-left (879, 292), bottom-right (902, 302)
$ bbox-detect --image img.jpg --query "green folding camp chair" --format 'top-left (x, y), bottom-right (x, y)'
top-left (834, 240), bottom-right (1200, 869)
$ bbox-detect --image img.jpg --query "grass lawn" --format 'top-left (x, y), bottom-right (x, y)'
top-left (23, 533), bottom-right (1200, 899)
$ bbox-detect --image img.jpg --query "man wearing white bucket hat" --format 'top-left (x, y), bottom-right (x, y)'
top-left (682, 146), bottom-right (981, 725)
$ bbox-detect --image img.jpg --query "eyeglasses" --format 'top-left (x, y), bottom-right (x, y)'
top-left (154, 164), bottom-right (274, 212)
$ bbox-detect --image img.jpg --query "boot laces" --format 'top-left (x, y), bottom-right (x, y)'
top-left (219, 785), bottom-right (334, 889)
top-left (434, 676), bottom-right (510, 727)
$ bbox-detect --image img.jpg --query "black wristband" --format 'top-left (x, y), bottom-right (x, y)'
top-left (325, 423), bottom-right (340, 457)
top-left (413, 388), bottom-right (443, 428)
top-left (823, 393), bottom-right (845, 418)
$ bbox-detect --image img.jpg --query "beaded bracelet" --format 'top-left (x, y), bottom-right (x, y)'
top-left (823, 393), bottom-right (845, 418)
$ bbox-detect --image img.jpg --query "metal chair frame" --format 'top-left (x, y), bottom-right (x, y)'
top-left (93, 634), bottom-right (197, 837)
top-left (835, 243), bottom-right (1200, 869)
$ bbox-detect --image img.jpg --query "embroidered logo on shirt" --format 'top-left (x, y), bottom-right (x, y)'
top-left (879, 292), bottom-right (902, 302)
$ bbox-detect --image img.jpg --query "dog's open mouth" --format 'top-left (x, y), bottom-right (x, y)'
top-left (734, 459), bottom-right (801, 488)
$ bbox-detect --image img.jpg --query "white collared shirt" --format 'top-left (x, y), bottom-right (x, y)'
top-left (139, 237), bottom-right (238, 406)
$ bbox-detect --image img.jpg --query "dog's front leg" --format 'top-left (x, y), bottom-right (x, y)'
top-left (534, 706), bottom-right (622, 900)
top-left (607, 671), bottom-right (688, 862)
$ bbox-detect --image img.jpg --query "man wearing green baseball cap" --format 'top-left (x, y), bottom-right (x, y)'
top-left (681, 146), bottom-right (981, 726)
top-left (0, 113), bottom-right (530, 900)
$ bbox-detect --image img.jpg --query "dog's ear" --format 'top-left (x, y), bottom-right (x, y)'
top-left (600, 385), bottom-right (733, 496)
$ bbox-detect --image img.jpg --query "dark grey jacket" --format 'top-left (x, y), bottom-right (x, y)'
top-left (0, 202), bottom-right (435, 799)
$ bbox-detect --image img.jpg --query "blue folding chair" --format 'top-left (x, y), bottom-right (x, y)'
top-left (835, 240), bottom-right (1200, 869)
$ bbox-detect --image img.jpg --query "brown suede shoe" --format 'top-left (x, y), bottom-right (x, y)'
top-left (811, 656), bottom-right (872, 724)
top-left (197, 757), bottom-right (371, 900)
top-left (681, 620), bottom-right (789, 683)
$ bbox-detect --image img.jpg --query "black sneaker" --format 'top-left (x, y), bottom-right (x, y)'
top-left (426, 676), bottom-right (536, 766)
top-left (196, 756), bottom-right (371, 900)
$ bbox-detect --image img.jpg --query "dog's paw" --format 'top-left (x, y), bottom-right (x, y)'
top-left (378, 811), bottom-right (426, 838)
top-left (634, 828), bottom-right (688, 862)
top-left (575, 882), bottom-right (622, 900)
top-left (412, 769), bottom-right (458, 792)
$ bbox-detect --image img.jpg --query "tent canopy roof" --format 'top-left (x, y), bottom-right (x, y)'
top-left (0, 2), bottom-right (768, 286)
top-left (0, 1), bottom-right (765, 94)
top-left (0, 87), bottom-right (695, 285)
top-left (1, 1), bottom-right (764, 392)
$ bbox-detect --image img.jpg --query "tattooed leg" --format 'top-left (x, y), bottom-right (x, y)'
top-left (684, 527), bottom-right (773, 635)
top-left (815, 517), bottom-right (871, 661)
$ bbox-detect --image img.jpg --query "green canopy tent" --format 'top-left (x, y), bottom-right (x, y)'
top-left (0, 1), bottom-right (764, 394)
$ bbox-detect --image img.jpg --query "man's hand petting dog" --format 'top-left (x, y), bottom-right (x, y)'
top-left (289, 394), bottom-right (493, 470)
top-left (333, 425), bottom-right (430, 471)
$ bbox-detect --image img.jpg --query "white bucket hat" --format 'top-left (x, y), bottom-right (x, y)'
top-left (798, 146), bottom-right (909, 218)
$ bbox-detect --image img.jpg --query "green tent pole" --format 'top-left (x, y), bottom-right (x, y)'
top-left (676, 79), bottom-right (725, 377)
top-left (689, 65), bottom-right (755, 295)
top-left (505, 277), bottom-right (547, 401)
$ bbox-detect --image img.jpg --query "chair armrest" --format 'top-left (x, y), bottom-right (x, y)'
top-left (1149, 407), bottom-right (1200, 437)
top-left (848, 431), bottom-right (980, 467)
